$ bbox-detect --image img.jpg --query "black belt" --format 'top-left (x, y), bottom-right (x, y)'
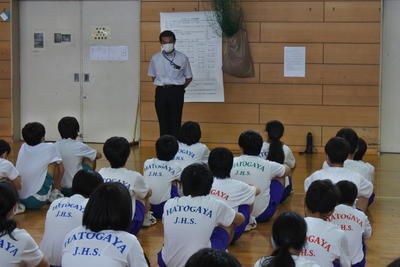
top-left (159, 84), bottom-right (183, 88)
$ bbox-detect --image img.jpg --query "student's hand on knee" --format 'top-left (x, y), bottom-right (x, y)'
top-left (232, 212), bottom-right (245, 227)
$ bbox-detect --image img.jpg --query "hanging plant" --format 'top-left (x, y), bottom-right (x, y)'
top-left (212, 0), bottom-right (242, 37)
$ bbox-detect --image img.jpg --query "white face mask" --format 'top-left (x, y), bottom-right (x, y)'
top-left (162, 43), bottom-right (174, 53)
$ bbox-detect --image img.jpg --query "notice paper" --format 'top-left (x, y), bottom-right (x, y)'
top-left (160, 12), bottom-right (224, 102)
top-left (90, 46), bottom-right (128, 61)
top-left (284, 47), bottom-right (306, 77)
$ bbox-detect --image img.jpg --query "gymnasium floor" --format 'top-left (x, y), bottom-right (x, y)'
top-left (11, 144), bottom-right (400, 266)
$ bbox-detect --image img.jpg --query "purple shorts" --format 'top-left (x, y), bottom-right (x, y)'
top-left (280, 176), bottom-right (292, 203)
top-left (256, 180), bottom-right (284, 223)
top-left (368, 192), bottom-right (375, 206)
top-left (158, 250), bottom-right (167, 267)
top-left (232, 205), bottom-right (250, 242)
top-left (129, 200), bottom-right (145, 235)
top-left (151, 185), bottom-right (180, 219)
top-left (210, 227), bottom-right (230, 251)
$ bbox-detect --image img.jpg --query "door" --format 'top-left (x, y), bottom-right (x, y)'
top-left (20, 0), bottom-right (82, 141)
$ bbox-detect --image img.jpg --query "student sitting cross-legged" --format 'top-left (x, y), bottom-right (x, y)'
top-left (40, 170), bottom-right (104, 267)
top-left (230, 130), bottom-right (290, 229)
top-left (158, 163), bottom-right (244, 267)
top-left (0, 181), bottom-right (50, 267)
top-left (143, 135), bottom-right (182, 221)
top-left (55, 116), bottom-right (102, 197)
top-left (17, 122), bottom-right (64, 210)
top-left (327, 181), bottom-right (372, 267)
top-left (99, 137), bottom-right (151, 235)
top-left (61, 182), bottom-right (148, 267)
top-left (208, 147), bottom-right (259, 248)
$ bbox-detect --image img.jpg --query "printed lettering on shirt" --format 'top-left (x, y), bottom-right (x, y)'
top-left (0, 239), bottom-right (18, 256)
top-left (103, 178), bottom-right (131, 190)
top-left (55, 210), bottom-right (73, 218)
top-left (144, 163), bottom-right (176, 176)
top-left (52, 202), bottom-right (85, 212)
top-left (233, 170), bottom-right (250, 176)
top-left (176, 149), bottom-right (196, 159)
top-left (64, 232), bottom-right (127, 254)
top-left (327, 213), bottom-right (364, 227)
top-left (165, 205), bottom-right (213, 218)
top-left (306, 235), bottom-right (332, 252)
top-left (233, 161), bottom-right (265, 172)
top-left (209, 189), bottom-right (229, 200)
top-left (72, 246), bottom-right (101, 257)
top-left (300, 249), bottom-right (315, 257)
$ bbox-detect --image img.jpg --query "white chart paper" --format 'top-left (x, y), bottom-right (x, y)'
top-left (90, 46), bottom-right (128, 61)
top-left (160, 12), bottom-right (224, 102)
top-left (284, 47), bottom-right (306, 77)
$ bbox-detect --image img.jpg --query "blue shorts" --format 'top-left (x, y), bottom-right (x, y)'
top-left (256, 180), bottom-right (284, 223)
top-left (280, 176), bottom-right (292, 203)
top-left (157, 250), bottom-right (167, 267)
top-left (210, 227), bottom-right (230, 251)
top-left (232, 205), bottom-right (250, 243)
top-left (129, 200), bottom-right (145, 235)
top-left (151, 185), bottom-right (179, 219)
top-left (20, 173), bottom-right (53, 210)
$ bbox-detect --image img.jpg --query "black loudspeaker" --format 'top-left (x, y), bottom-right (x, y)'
top-left (304, 132), bottom-right (313, 154)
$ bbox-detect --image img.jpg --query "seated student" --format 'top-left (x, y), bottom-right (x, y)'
top-left (62, 182), bottom-right (148, 267)
top-left (259, 120), bottom-right (296, 202)
top-left (143, 135), bottom-right (182, 220)
top-left (17, 122), bottom-right (64, 210)
top-left (230, 130), bottom-right (290, 228)
top-left (55, 116), bottom-right (102, 197)
top-left (174, 121), bottom-right (210, 169)
top-left (99, 137), bottom-right (151, 234)
top-left (327, 181), bottom-right (372, 267)
top-left (0, 181), bottom-right (49, 267)
top-left (254, 211), bottom-right (320, 267)
top-left (185, 248), bottom-right (242, 267)
top-left (352, 137), bottom-right (375, 184)
top-left (0, 140), bottom-right (21, 190)
top-left (208, 147), bottom-right (258, 247)
top-left (40, 170), bottom-right (104, 267)
top-left (159, 163), bottom-right (244, 267)
top-left (305, 137), bottom-right (373, 211)
top-left (300, 180), bottom-right (351, 267)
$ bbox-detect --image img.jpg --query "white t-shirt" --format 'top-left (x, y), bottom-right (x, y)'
top-left (174, 142), bottom-right (210, 169)
top-left (99, 167), bottom-right (149, 216)
top-left (161, 195), bottom-right (236, 267)
top-left (148, 50), bottom-right (193, 86)
top-left (40, 194), bottom-right (88, 266)
top-left (62, 226), bottom-right (148, 267)
top-left (143, 158), bottom-right (182, 205)
top-left (322, 160), bottom-right (375, 183)
top-left (17, 143), bottom-right (62, 199)
top-left (0, 158), bottom-right (19, 180)
top-left (210, 177), bottom-right (256, 211)
top-left (230, 155), bottom-right (285, 217)
top-left (300, 217), bottom-right (351, 267)
top-left (55, 138), bottom-right (97, 188)
top-left (259, 142), bottom-right (296, 168)
top-left (304, 167), bottom-right (373, 198)
top-left (327, 204), bottom-right (372, 264)
top-left (254, 255), bottom-right (320, 267)
top-left (0, 228), bottom-right (44, 267)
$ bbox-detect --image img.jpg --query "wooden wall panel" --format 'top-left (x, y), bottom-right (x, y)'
top-left (0, 41), bottom-right (10, 60)
top-left (0, 99), bottom-right (11, 117)
top-left (0, 79), bottom-right (11, 98)
top-left (140, 0), bottom-right (381, 151)
top-left (0, 24), bottom-right (10, 41)
top-left (0, 62), bottom-right (11, 79)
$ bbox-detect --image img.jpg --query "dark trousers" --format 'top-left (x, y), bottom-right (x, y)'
top-left (155, 85), bottom-right (185, 137)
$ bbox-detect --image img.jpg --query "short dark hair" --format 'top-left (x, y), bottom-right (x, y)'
top-left (336, 128), bottom-right (359, 154)
top-left (238, 130), bottom-right (263, 156)
top-left (0, 181), bottom-right (18, 239)
top-left (72, 170), bottom-right (104, 198)
top-left (159, 30), bottom-right (176, 43)
top-left (58, 116), bottom-right (80, 139)
top-left (181, 163), bottom-right (213, 197)
top-left (22, 122), bottom-right (45, 146)
top-left (0, 140), bottom-right (11, 155)
top-left (156, 135), bottom-right (178, 161)
top-left (208, 147), bottom-right (233, 179)
top-left (388, 258), bottom-right (400, 267)
top-left (336, 180), bottom-right (358, 205)
top-left (325, 137), bottom-right (350, 164)
top-left (265, 211), bottom-right (307, 267)
top-left (103, 137), bottom-right (130, 168)
top-left (305, 180), bottom-right (339, 214)
top-left (83, 182), bottom-right (132, 232)
top-left (354, 138), bottom-right (367, 161)
top-left (185, 248), bottom-right (241, 267)
top-left (178, 121), bottom-right (201, 146)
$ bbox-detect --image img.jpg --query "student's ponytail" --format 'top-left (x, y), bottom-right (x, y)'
top-left (0, 181), bottom-right (18, 240)
top-left (269, 245), bottom-right (295, 267)
top-left (265, 120), bottom-right (285, 164)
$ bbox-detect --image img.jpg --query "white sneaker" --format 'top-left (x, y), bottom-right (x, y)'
top-left (142, 211), bottom-right (157, 227)
top-left (15, 203), bottom-right (25, 215)
top-left (245, 216), bottom-right (257, 232)
top-left (49, 189), bottom-right (64, 202)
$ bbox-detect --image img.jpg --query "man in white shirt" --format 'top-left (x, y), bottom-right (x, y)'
top-left (301, 180), bottom-right (351, 267)
top-left (304, 137), bottom-right (373, 211)
top-left (99, 137), bottom-right (151, 234)
top-left (40, 169), bottom-right (104, 266)
top-left (159, 163), bottom-right (244, 267)
top-left (147, 30), bottom-right (193, 137)
top-left (55, 116), bottom-right (102, 196)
